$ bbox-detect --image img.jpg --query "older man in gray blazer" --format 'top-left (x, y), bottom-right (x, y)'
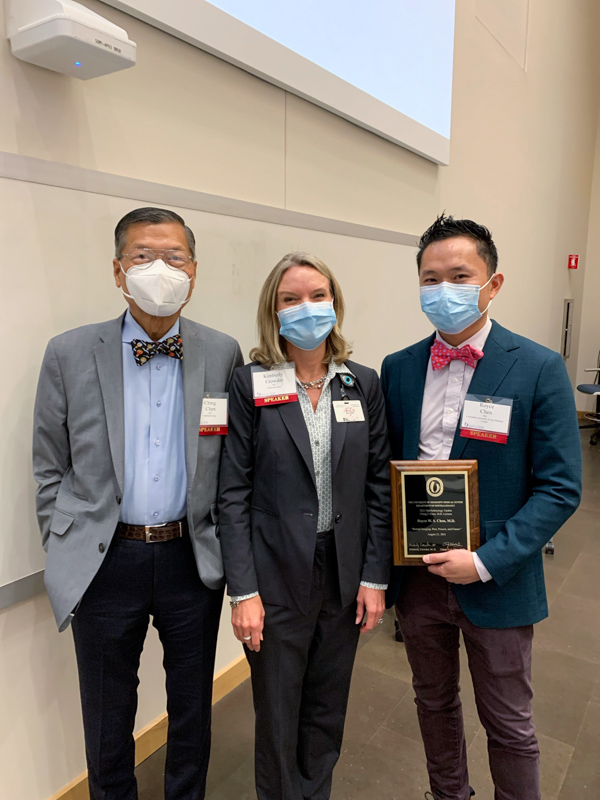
top-left (33, 207), bottom-right (243, 800)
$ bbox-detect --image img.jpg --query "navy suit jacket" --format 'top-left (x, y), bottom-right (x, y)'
top-left (380, 321), bottom-right (582, 629)
top-left (219, 360), bottom-right (392, 614)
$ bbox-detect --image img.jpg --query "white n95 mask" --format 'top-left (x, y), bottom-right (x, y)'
top-left (121, 260), bottom-right (191, 317)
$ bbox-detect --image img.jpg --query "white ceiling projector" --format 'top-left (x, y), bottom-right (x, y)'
top-left (6, 0), bottom-right (137, 79)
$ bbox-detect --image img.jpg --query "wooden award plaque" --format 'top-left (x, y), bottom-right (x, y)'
top-left (391, 460), bottom-right (480, 566)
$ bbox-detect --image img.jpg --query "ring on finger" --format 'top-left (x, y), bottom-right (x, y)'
top-left (243, 635), bottom-right (252, 640)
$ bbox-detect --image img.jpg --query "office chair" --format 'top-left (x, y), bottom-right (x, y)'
top-left (577, 350), bottom-right (600, 446)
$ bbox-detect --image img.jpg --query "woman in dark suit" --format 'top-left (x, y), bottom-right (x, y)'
top-left (218, 252), bottom-right (391, 800)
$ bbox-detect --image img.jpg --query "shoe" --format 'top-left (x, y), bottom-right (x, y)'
top-left (424, 789), bottom-right (475, 799)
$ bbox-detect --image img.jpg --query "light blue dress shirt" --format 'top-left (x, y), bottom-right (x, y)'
top-left (120, 310), bottom-right (187, 525)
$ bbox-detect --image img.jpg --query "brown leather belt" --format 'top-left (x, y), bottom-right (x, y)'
top-left (116, 519), bottom-right (188, 543)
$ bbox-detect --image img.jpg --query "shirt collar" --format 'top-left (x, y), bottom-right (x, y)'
top-left (435, 317), bottom-right (492, 351)
top-left (329, 361), bottom-right (355, 377)
top-left (122, 309), bottom-right (180, 344)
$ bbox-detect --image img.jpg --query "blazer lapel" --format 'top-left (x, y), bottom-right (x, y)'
top-left (330, 376), bottom-right (347, 477)
top-left (403, 336), bottom-right (433, 459)
top-left (450, 323), bottom-right (519, 460)
top-left (94, 315), bottom-right (126, 492)
top-left (277, 400), bottom-right (316, 485)
top-left (180, 318), bottom-right (205, 489)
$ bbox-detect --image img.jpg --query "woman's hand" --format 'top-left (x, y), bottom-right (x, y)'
top-left (232, 595), bottom-right (265, 652)
top-left (355, 586), bottom-right (385, 633)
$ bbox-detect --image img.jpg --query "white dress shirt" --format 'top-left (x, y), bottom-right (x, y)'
top-left (418, 317), bottom-right (493, 582)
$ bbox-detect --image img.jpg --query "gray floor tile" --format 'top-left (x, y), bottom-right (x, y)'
top-left (332, 726), bottom-right (430, 800)
top-left (559, 552), bottom-right (600, 603)
top-left (535, 591), bottom-right (600, 664)
top-left (558, 702), bottom-right (600, 800)
top-left (342, 661), bottom-right (412, 757)
top-left (543, 562), bottom-right (570, 607)
top-left (206, 755), bottom-right (257, 800)
top-left (531, 648), bottom-right (599, 746)
top-left (207, 681), bottom-right (255, 795)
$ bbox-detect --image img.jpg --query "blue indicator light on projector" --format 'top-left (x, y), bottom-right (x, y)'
top-left (75, 61), bottom-right (82, 67)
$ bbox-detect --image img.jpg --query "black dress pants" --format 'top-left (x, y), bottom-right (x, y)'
top-left (246, 531), bottom-right (361, 800)
top-left (71, 532), bottom-right (223, 800)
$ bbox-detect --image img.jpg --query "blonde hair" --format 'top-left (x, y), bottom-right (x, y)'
top-left (250, 252), bottom-right (353, 367)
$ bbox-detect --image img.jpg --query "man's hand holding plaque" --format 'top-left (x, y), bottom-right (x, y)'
top-left (422, 550), bottom-right (481, 584)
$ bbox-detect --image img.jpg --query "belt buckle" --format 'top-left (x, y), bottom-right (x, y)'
top-left (144, 521), bottom-right (183, 543)
top-left (145, 522), bottom-right (166, 543)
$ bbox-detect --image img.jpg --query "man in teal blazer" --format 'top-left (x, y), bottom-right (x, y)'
top-left (381, 215), bottom-right (581, 800)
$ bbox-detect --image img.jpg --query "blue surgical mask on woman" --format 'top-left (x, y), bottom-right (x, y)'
top-left (419, 276), bottom-right (493, 335)
top-left (277, 300), bottom-right (337, 351)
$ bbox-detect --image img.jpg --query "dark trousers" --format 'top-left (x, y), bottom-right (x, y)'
top-left (71, 532), bottom-right (223, 800)
top-left (247, 531), bottom-right (361, 800)
top-left (397, 569), bottom-right (539, 800)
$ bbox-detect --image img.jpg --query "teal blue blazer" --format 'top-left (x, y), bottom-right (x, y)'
top-left (381, 321), bottom-right (582, 629)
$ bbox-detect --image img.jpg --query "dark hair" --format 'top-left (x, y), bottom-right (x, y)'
top-left (416, 213), bottom-right (498, 276)
top-left (114, 207), bottom-right (196, 259)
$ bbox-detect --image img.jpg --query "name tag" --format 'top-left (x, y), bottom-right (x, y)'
top-left (199, 394), bottom-right (228, 435)
top-left (333, 400), bottom-right (365, 423)
top-left (252, 364), bottom-right (298, 407)
top-left (460, 394), bottom-right (513, 444)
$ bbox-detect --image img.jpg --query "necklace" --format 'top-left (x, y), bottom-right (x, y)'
top-left (298, 373), bottom-right (328, 390)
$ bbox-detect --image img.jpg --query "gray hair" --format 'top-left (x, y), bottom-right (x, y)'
top-left (114, 207), bottom-right (196, 259)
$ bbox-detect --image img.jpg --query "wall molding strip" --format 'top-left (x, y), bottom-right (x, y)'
top-left (0, 569), bottom-right (45, 611)
top-left (0, 151), bottom-right (419, 247)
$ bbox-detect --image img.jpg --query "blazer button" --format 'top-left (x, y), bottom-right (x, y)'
top-left (98, 543), bottom-right (105, 553)
top-left (116, 496), bottom-right (122, 505)
top-left (335, 514), bottom-right (342, 523)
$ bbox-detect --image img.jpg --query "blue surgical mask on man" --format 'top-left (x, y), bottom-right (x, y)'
top-left (278, 300), bottom-right (337, 351)
top-left (419, 276), bottom-right (493, 335)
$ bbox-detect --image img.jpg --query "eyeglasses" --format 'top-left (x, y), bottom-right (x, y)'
top-left (121, 248), bottom-right (194, 270)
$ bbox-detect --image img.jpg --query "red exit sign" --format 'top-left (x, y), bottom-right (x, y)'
top-left (568, 254), bottom-right (579, 270)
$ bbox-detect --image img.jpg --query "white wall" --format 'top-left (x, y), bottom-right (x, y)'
top-left (1, 0), bottom-right (600, 797)
top-left (577, 117), bottom-right (600, 411)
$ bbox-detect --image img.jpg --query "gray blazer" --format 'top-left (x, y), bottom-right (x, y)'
top-left (33, 312), bottom-right (243, 631)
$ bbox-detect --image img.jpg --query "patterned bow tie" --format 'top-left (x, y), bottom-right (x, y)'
top-left (131, 334), bottom-right (183, 366)
top-left (430, 339), bottom-right (483, 371)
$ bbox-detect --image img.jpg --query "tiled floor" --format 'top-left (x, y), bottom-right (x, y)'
top-left (137, 432), bottom-right (600, 799)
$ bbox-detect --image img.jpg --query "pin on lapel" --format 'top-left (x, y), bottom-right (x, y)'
top-left (341, 374), bottom-right (355, 388)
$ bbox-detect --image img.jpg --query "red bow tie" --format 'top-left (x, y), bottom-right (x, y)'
top-left (430, 339), bottom-right (484, 371)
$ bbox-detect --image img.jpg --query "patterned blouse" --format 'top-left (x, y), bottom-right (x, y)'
top-left (296, 360), bottom-right (353, 533)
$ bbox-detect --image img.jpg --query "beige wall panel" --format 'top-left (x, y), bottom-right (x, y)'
top-left (577, 120), bottom-right (600, 411)
top-left (476, 0), bottom-right (530, 68)
top-left (437, 0), bottom-right (599, 380)
top-left (284, 94), bottom-right (439, 234)
top-left (0, 1), bottom-right (286, 207)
